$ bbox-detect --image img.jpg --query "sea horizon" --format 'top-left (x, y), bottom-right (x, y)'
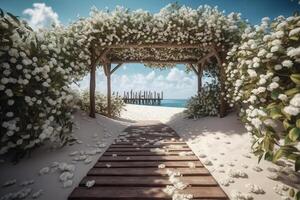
top-left (125, 99), bottom-right (188, 108)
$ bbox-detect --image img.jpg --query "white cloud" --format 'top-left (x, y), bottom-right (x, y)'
top-left (146, 71), bottom-right (156, 81)
top-left (166, 68), bottom-right (186, 82)
top-left (74, 68), bottom-right (198, 99)
top-left (23, 3), bottom-right (60, 30)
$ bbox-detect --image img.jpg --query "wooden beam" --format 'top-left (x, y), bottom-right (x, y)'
top-left (110, 59), bottom-right (198, 64)
top-left (188, 64), bottom-right (198, 75)
top-left (103, 43), bottom-right (203, 49)
top-left (196, 51), bottom-right (215, 65)
top-left (96, 48), bottom-right (110, 64)
top-left (111, 63), bottom-right (123, 74)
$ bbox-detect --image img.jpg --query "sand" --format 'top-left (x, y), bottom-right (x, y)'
top-left (0, 104), bottom-right (298, 200)
top-left (120, 104), bottom-right (299, 200)
top-left (0, 111), bottom-right (128, 200)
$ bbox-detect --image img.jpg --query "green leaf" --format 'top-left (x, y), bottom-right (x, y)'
top-left (285, 87), bottom-right (300, 96)
top-left (271, 90), bottom-right (280, 100)
top-left (290, 36), bottom-right (299, 41)
top-left (273, 149), bottom-right (283, 162)
top-left (296, 191), bottom-right (300, 200)
top-left (0, 8), bottom-right (3, 18)
top-left (264, 151), bottom-right (273, 161)
top-left (296, 119), bottom-right (300, 129)
top-left (6, 12), bottom-right (20, 25)
top-left (289, 128), bottom-right (300, 142)
top-left (296, 158), bottom-right (300, 171)
top-left (291, 74), bottom-right (300, 85)
top-left (267, 102), bottom-right (277, 109)
top-left (270, 107), bottom-right (283, 120)
top-left (289, 188), bottom-right (295, 197)
top-left (283, 119), bottom-right (294, 130)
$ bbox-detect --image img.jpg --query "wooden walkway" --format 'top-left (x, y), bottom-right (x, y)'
top-left (68, 122), bottom-right (228, 200)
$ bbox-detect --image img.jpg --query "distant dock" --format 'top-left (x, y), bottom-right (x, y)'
top-left (113, 90), bottom-right (163, 105)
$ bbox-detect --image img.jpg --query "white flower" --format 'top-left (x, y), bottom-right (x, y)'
top-left (253, 62), bottom-right (260, 68)
top-left (289, 27), bottom-right (300, 37)
top-left (284, 105), bottom-right (299, 116)
top-left (3, 69), bottom-right (11, 76)
top-left (287, 47), bottom-right (300, 58)
top-left (274, 64), bottom-right (282, 70)
top-left (1, 78), bottom-right (9, 84)
top-left (275, 31), bottom-right (284, 38)
top-left (5, 89), bottom-right (13, 97)
top-left (42, 82), bottom-right (50, 87)
top-left (270, 46), bottom-right (280, 52)
top-left (7, 99), bottom-right (14, 105)
top-left (85, 180), bottom-right (95, 188)
top-left (6, 112), bottom-right (14, 117)
top-left (247, 69), bottom-right (257, 77)
top-left (258, 78), bottom-right (266, 85)
top-left (16, 64), bottom-right (23, 70)
top-left (268, 82), bottom-right (279, 91)
top-left (282, 60), bottom-right (293, 68)
top-left (278, 94), bottom-right (288, 101)
top-left (290, 94), bottom-right (300, 107)
top-left (257, 87), bottom-right (266, 93)
top-left (251, 118), bottom-right (262, 129)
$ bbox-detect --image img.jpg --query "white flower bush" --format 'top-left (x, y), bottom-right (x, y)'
top-left (78, 90), bottom-right (125, 118)
top-left (0, 10), bottom-right (90, 158)
top-left (185, 69), bottom-right (220, 118)
top-left (225, 14), bottom-right (300, 173)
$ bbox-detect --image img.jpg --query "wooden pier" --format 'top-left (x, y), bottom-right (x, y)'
top-left (113, 90), bottom-right (163, 105)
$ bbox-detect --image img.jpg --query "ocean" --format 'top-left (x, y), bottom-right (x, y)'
top-left (160, 99), bottom-right (188, 108)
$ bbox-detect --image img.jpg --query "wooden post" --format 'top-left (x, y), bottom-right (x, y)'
top-left (89, 48), bottom-right (96, 118)
top-left (103, 62), bottom-right (112, 117)
top-left (214, 50), bottom-right (226, 118)
top-left (89, 63), bottom-right (96, 118)
top-left (197, 63), bottom-right (203, 94)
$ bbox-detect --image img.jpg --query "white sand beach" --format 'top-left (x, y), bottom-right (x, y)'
top-left (0, 105), bottom-right (298, 200)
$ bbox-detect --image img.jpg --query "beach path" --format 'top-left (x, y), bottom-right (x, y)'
top-left (68, 121), bottom-right (228, 200)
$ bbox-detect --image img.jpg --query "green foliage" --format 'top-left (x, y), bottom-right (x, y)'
top-left (79, 90), bottom-right (125, 118)
top-left (225, 15), bottom-right (300, 172)
top-left (185, 81), bottom-right (220, 118)
top-left (0, 10), bottom-right (90, 158)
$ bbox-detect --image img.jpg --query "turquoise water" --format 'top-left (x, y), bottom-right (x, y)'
top-left (160, 99), bottom-right (188, 108)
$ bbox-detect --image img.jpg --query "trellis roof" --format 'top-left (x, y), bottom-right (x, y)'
top-left (70, 4), bottom-right (245, 67)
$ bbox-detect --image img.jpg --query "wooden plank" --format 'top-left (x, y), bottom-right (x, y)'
top-left (95, 161), bottom-right (203, 168)
top-left (98, 156), bottom-right (198, 161)
top-left (110, 144), bottom-right (188, 148)
top-left (87, 168), bottom-right (210, 176)
top-left (69, 186), bottom-right (227, 200)
top-left (106, 148), bottom-right (191, 152)
top-left (112, 142), bottom-right (185, 145)
top-left (80, 176), bottom-right (217, 186)
top-left (103, 151), bottom-right (193, 156)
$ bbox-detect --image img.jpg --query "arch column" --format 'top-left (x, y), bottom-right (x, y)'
top-left (103, 63), bottom-right (123, 117)
top-left (189, 63), bottom-right (204, 94)
top-left (89, 48), bottom-right (97, 118)
top-left (213, 49), bottom-right (226, 118)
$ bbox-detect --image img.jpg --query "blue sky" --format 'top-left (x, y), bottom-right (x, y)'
top-left (1, 0), bottom-right (299, 98)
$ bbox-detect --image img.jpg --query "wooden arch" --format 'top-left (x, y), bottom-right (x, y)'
top-left (89, 44), bottom-right (227, 118)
